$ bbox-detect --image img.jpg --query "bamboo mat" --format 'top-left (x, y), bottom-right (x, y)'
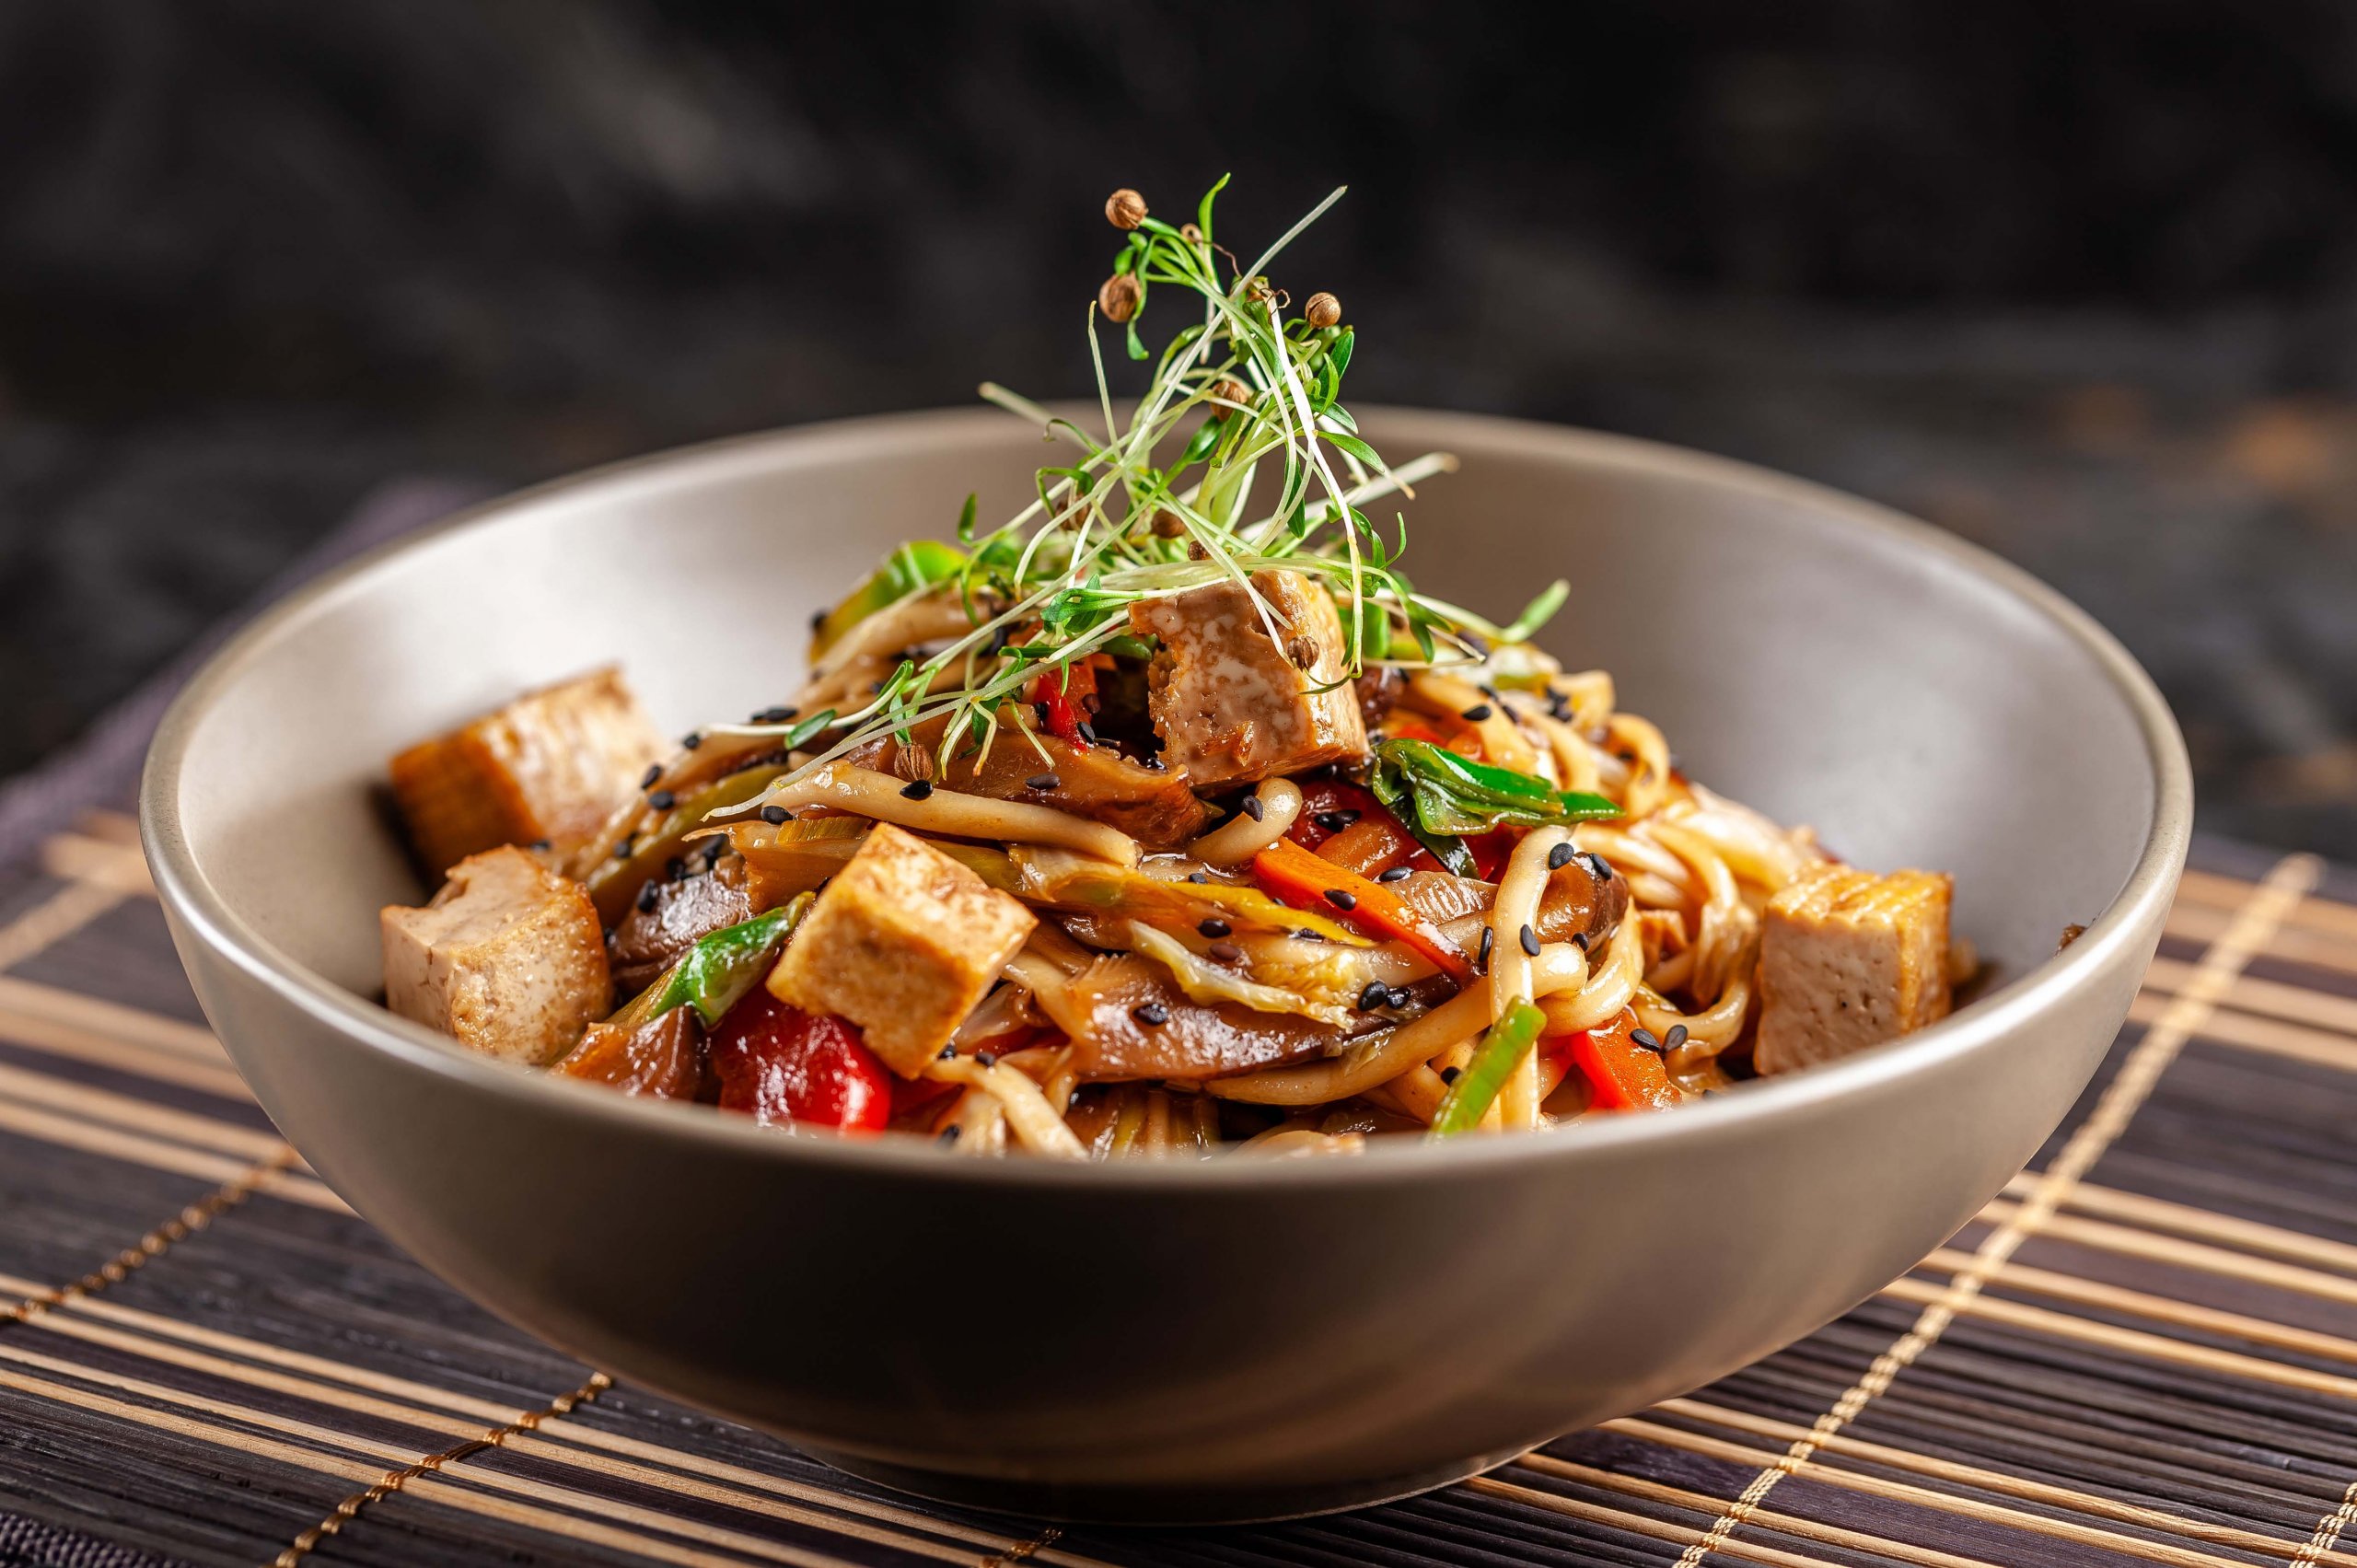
top-left (1, 816), bottom-right (2354, 1568)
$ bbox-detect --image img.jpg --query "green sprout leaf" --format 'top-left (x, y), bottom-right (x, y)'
top-left (1181, 415), bottom-right (1225, 465)
top-left (1498, 579), bottom-right (1571, 644)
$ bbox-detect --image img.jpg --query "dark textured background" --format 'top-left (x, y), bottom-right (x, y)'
top-left (4, 3), bottom-right (2356, 850)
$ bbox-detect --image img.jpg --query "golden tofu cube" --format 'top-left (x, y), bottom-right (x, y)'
top-left (389, 667), bottom-right (665, 876)
top-left (767, 822), bottom-right (1035, 1075)
top-left (381, 846), bottom-right (611, 1066)
top-left (1128, 568), bottom-right (1368, 788)
top-left (1755, 865), bottom-right (1954, 1074)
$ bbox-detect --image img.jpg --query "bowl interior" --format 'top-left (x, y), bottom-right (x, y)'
top-left (168, 409), bottom-right (2161, 1035)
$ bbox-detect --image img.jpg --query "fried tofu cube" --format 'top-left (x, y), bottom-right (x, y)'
top-left (766, 822), bottom-right (1035, 1075)
top-left (1129, 568), bottom-right (1369, 788)
top-left (381, 846), bottom-right (611, 1066)
top-left (1755, 865), bottom-right (1955, 1074)
top-left (389, 667), bottom-right (665, 876)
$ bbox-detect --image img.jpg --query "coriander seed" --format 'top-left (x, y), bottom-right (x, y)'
top-left (1098, 273), bottom-right (1142, 323)
top-left (1106, 188), bottom-right (1148, 230)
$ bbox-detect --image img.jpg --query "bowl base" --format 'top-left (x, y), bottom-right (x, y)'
top-left (801, 1446), bottom-right (1513, 1526)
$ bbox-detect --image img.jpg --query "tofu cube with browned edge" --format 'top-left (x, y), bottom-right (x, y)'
top-left (767, 822), bottom-right (1036, 1075)
top-left (1754, 865), bottom-right (1954, 1074)
top-left (381, 845), bottom-right (611, 1066)
top-left (389, 667), bottom-right (665, 876)
top-left (1128, 568), bottom-right (1368, 788)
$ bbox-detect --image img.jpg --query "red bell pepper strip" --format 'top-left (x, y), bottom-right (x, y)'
top-left (1252, 836), bottom-right (1472, 981)
top-left (1462, 829), bottom-right (1515, 882)
top-left (1568, 1007), bottom-right (1680, 1112)
top-left (1284, 778), bottom-right (1384, 851)
top-left (1286, 778), bottom-right (1444, 874)
top-left (709, 989), bottom-right (892, 1132)
top-left (1027, 664), bottom-right (1097, 749)
top-left (1378, 715), bottom-right (1484, 759)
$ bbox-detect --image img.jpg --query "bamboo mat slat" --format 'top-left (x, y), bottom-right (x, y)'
top-left (2, 817), bottom-right (2354, 1568)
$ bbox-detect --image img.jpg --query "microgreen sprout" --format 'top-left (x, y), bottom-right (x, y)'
top-left (710, 180), bottom-right (1572, 788)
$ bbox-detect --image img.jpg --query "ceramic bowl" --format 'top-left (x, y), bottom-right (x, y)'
top-left (142, 408), bottom-right (2189, 1522)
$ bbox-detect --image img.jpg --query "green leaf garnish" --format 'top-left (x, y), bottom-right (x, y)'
top-left (1498, 579), bottom-right (1572, 644)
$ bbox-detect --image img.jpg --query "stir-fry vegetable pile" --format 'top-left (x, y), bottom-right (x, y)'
top-left (377, 182), bottom-right (1965, 1156)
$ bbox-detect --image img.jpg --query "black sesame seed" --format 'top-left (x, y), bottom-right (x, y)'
top-left (900, 778), bottom-right (935, 800)
top-left (1586, 852), bottom-right (1613, 880)
top-left (1439, 1065), bottom-right (1462, 1085)
top-left (1187, 871), bottom-right (1211, 885)
top-left (1033, 703), bottom-right (1052, 726)
top-left (1359, 981), bottom-right (1391, 1011)
top-left (1243, 796), bottom-right (1266, 822)
top-left (1025, 773), bottom-right (1061, 791)
top-left (612, 835), bottom-right (636, 861)
top-left (1312, 808), bottom-right (1362, 832)
top-left (666, 856), bottom-right (687, 882)
top-left (1296, 928), bottom-right (1327, 941)
top-left (1547, 842), bottom-right (1578, 871)
top-left (647, 789), bottom-right (676, 810)
top-left (1572, 932), bottom-right (1590, 950)
top-left (635, 882), bottom-right (660, 912)
top-left (1376, 865), bottom-right (1412, 883)
top-left (1198, 918), bottom-right (1231, 938)
top-left (937, 1123), bottom-right (961, 1145)
top-left (702, 839), bottom-right (726, 869)
top-left (1132, 1003), bottom-right (1170, 1027)
top-left (1074, 720), bottom-right (1098, 745)
top-left (1548, 692), bottom-right (1573, 721)
top-left (760, 805), bottom-right (791, 825)
top-left (749, 704), bottom-right (799, 725)
top-left (1323, 888), bottom-right (1358, 912)
top-left (528, 839), bottom-right (552, 852)
top-left (1665, 1024), bottom-right (1689, 1050)
top-left (1519, 923), bottom-right (1540, 958)
top-left (1207, 941), bottom-right (1243, 962)
top-left (1476, 924), bottom-right (1494, 972)
top-left (975, 1051), bottom-right (998, 1067)
top-left (1631, 1028), bottom-right (1662, 1053)
top-left (639, 763), bottom-right (664, 789)
top-left (1460, 703), bottom-right (1494, 723)
top-left (936, 1043), bottom-right (958, 1060)
top-left (1386, 986), bottom-right (1413, 1009)
top-left (681, 732), bottom-right (702, 750)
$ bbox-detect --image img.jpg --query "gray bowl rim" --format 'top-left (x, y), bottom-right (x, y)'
top-left (140, 403), bottom-right (2193, 1191)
